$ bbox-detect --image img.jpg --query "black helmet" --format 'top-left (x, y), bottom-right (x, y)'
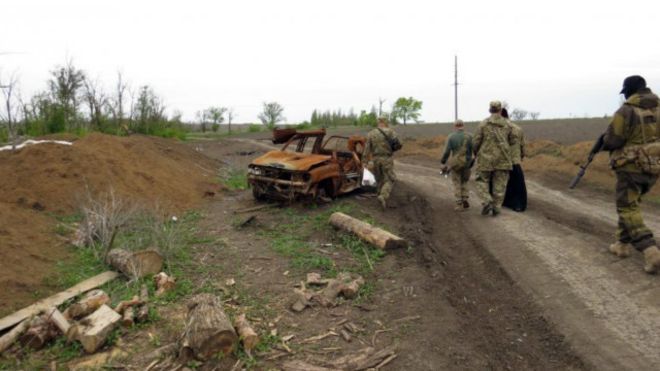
top-left (620, 75), bottom-right (646, 98)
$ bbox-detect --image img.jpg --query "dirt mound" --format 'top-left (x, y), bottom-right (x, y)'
top-left (0, 133), bottom-right (219, 214)
top-left (0, 133), bottom-right (220, 316)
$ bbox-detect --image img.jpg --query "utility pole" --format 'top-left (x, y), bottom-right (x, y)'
top-left (453, 55), bottom-right (458, 122)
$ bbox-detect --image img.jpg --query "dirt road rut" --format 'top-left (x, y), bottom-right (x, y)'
top-left (397, 161), bottom-right (660, 371)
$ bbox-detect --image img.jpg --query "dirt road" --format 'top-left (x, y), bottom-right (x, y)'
top-left (397, 160), bottom-right (660, 371)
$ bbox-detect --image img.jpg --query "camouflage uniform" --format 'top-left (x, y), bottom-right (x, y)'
top-left (365, 126), bottom-right (399, 206)
top-left (440, 131), bottom-right (473, 208)
top-left (473, 105), bottom-right (516, 214)
top-left (603, 88), bottom-right (660, 252)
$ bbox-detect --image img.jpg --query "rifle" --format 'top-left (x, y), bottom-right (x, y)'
top-left (569, 133), bottom-right (605, 189)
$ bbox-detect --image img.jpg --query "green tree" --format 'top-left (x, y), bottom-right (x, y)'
top-left (48, 59), bottom-right (86, 131)
top-left (392, 97), bottom-right (422, 125)
top-left (132, 85), bottom-right (165, 134)
top-left (258, 101), bottom-right (285, 129)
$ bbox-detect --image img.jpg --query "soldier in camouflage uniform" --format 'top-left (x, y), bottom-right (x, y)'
top-left (440, 120), bottom-right (473, 211)
top-left (364, 118), bottom-right (399, 209)
top-left (603, 75), bottom-right (660, 274)
top-left (473, 101), bottom-right (516, 216)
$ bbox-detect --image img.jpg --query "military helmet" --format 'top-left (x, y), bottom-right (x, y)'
top-left (489, 101), bottom-right (502, 110)
top-left (620, 75), bottom-right (646, 97)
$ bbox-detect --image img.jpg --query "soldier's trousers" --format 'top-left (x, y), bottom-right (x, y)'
top-left (475, 170), bottom-right (509, 208)
top-left (451, 167), bottom-right (471, 204)
top-left (373, 156), bottom-right (396, 201)
top-left (615, 171), bottom-right (658, 251)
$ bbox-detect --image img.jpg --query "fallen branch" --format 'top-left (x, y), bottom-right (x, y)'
top-left (114, 296), bottom-right (142, 314)
top-left (300, 331), bottom-right (339, 344)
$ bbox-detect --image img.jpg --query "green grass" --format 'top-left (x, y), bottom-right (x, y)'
top-left (221, 169), bottom-right (248, 191)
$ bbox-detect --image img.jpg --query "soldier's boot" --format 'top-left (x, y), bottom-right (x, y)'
top-left (643, 246), bottom-right (660, 274)
top-left (491, 207), bottom-right (501, 217)
top-left (462, 200), bottom-right (470, 209)
top-left (377, 195), bottom-right (387, 210)
top-left (481, 203), bottom-right (493, 216)
top-left (454, 202), bottom-right (465, 212)
top-left (608, 241), bottom-right (632, 258)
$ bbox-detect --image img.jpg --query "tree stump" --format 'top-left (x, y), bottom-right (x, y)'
top-left (106, 249), bottom-right (163, 279)
top-left (329, 212), bottom-right (407, 250)
top-left (180, 294), bottom-right (238, 361)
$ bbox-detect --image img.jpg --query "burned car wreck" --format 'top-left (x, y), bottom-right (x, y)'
top-left (248, 129), bottom-right (366, 201)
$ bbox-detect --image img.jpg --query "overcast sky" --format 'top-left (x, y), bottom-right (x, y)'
top-left (3, 0), bottom-right (660, 123)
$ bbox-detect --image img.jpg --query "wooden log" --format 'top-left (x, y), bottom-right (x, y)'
top-left (180, 294), bottom-right (238, 361)
top-left (330, 346), bottom-right (397, 370)
top-left (122, 307), bottom-right (134, 328)
top-left (329, 212), bottom-right (407, 250)
top-left (106, 248), bottom-right (163, 279)
top-left (19, 315), bottom-right (59, 350)
top-left (234, 314), bottom-right (259, 352)
top-left (64, 289), bottom-right (110, 320)
top-left (136, 284), bottom-right (150, 323)
top-left (0, 271), bottom-right (119, 332)
top-left (46, 308), bottom-right (71, 336)
top-left (72, 304), bottom-right (121, 353)
top-left (154, 272), bottom-right (176, 296)
top-left (114, 296), bottom-right (142, 314)
top-left (0, 319), bottom-right (29, 353)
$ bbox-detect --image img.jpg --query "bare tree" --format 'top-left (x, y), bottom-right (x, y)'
top-left (0, 71), bottom-right (21, 150)
top-left (529, 112), bottom-right (540, 120)
top-left (378, 97), bottom-right (386, 117)
top-left (107, 71), bottom-right (129, 132)
top-left (83, 77), bottom-right (108, 131)
top-left (510, 108), bottom-right (528, 121)
top-left (258, 102), bottom-right (285, 129)
top-left (227, 108), bottom-right (236, 134)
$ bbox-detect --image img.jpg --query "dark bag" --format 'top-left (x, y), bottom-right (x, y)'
top-left (377, 128), bottom-right (402, 152)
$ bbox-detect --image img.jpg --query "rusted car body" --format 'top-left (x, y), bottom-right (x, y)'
top-left (248, 129), bottom-right (366, 201)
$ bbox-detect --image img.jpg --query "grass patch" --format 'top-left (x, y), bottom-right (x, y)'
top-left (221, 169), bottom-right (248, 191)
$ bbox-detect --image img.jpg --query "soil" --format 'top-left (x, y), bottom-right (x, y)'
top-left (4, 127), bottom-right (660, 370)
top-left (0, 133), bottom-right (220, 316)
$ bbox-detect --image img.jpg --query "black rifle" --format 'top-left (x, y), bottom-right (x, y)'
top-left (569, 133), bottom-right (605, 189)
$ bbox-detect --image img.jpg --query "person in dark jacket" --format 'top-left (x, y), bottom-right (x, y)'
top-left (501, 108), bottom-right (528, 212)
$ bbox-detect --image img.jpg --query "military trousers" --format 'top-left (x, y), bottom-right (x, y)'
top-left (451, 167), bottom-right (471, 204)
top-left (615, 171), bottom-right (658, 251)
top-left (475, 170), bottom-right (509, 208)
top-left (373, 156), bottom-right (396, 201)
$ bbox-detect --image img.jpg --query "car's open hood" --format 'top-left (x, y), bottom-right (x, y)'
top-left (251, 151), bottom-right (331, 171)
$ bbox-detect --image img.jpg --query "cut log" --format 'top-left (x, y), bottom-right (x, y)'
top-left (312, 273), bottom-right (364, 307)
top-left (180, 294), bottom-right (238, 361)
top-left (234, 314), bottom-right (259, 352)
top-left (106, 248), bottom-right (163, 279)
top-left (154, 272), bottom-right (176, 296)
top-left (46, 308), bottom-right (71, 337)
top-left (0, 271), bottom-right (119, 332)
top-left (329, 212), bottom-right (407, 250)
top-left (0, 319), bottom-right (30, 353)
top-left (71, 304), bottom-right (122, 353)
top-left (19, 315), bottom-right (59, 350)
top-left (63, 289), bottom-right (110, 320)
top-left (136, 284), bottom-right (150, 323)
top-left (122, 307), bottom-right (134, 328)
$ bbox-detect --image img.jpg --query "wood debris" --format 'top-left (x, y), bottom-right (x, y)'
top-left (154, 272), bottom-right (176, 296)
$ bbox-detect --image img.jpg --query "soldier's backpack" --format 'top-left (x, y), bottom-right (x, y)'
top-left (616, 106), bottom-right (660, 174)
top-left (377, 128), bottom-right (402, 152)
